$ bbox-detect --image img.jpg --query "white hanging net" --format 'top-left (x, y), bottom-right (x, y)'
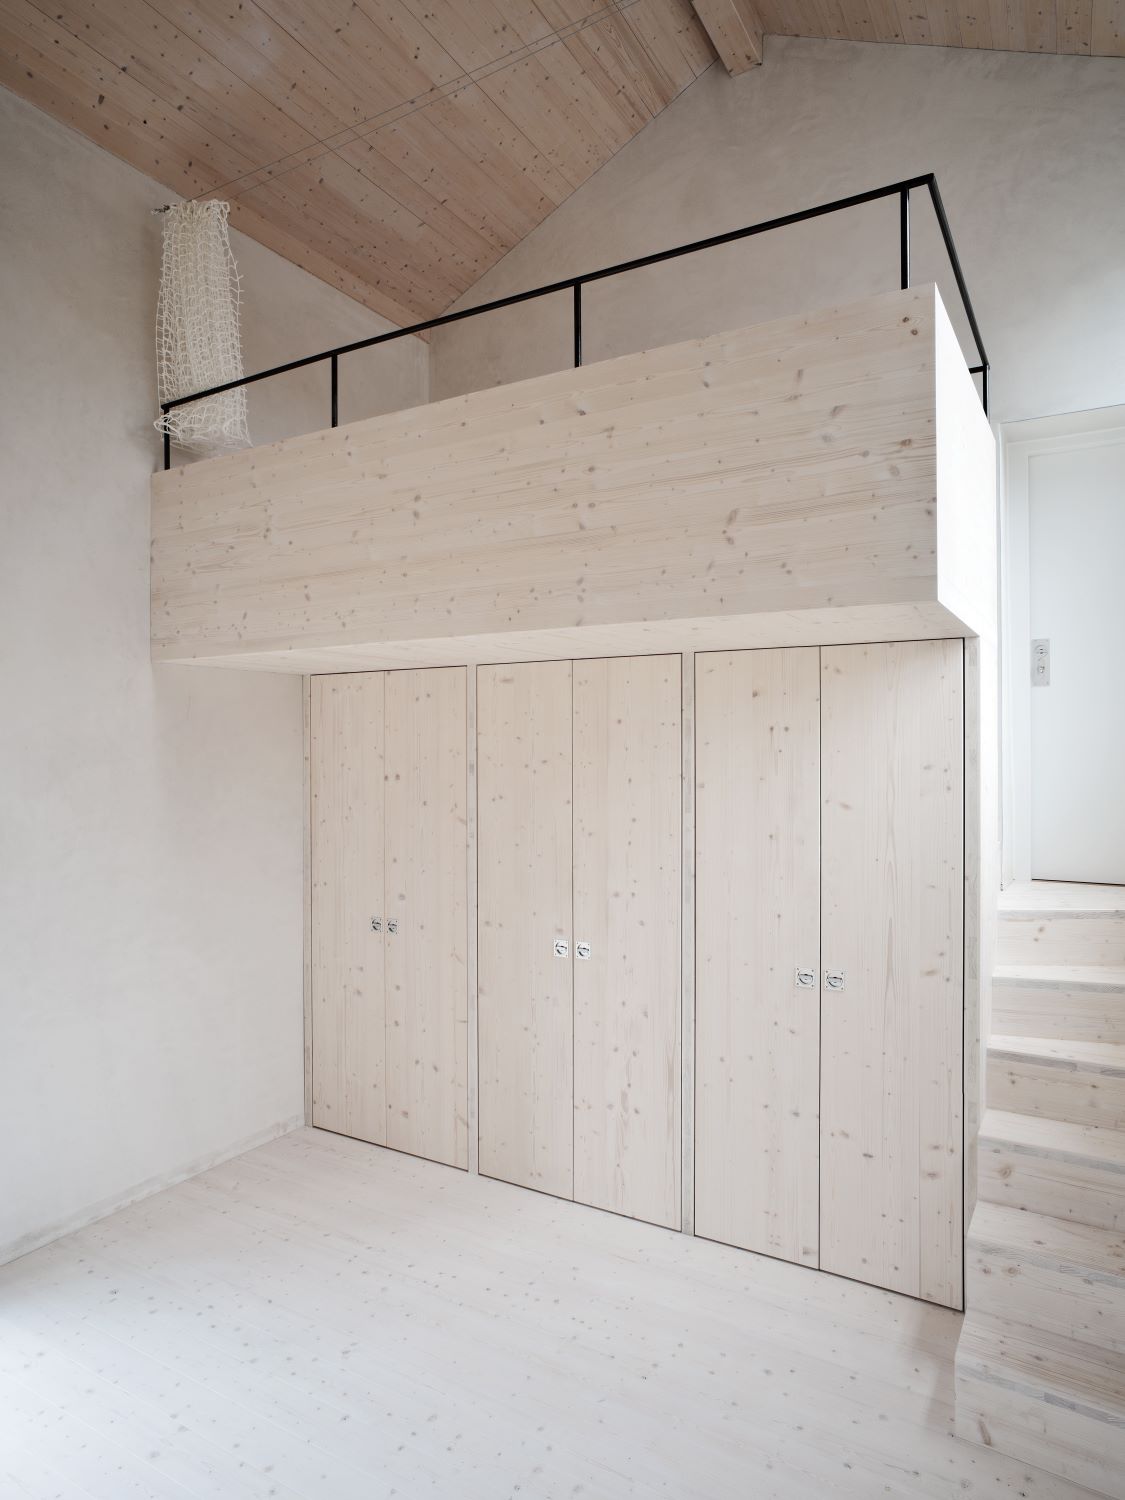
top-left (154, 200), bottom-right (250, 454)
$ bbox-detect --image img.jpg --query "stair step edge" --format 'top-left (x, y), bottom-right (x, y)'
top-left (994, 964), bottom-right (1125, 992)
top-left (969, 1202), bottom-right (1125, 1281)
top-left (989, 1037), bottom-right (1125, 1077)
top-left (959, 1313), bottom-right (1125, 1423)
top-left (980, 1110), bottom-right (1125, 1174)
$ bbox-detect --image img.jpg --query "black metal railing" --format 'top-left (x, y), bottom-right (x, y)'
top-left (159, 172), bottom-right (989, 470)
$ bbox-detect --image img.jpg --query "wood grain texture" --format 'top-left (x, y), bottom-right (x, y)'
top-left (466, 665), bottom-right (480, 1174)
top-left (0, 0), bottom-right (715, 324)
top-left (956, 1312), bottom-right (1125, 1497)
top-left (161, 602), bottom-right (969, 675)
top-left (966, 1201), bottom-right (1125, 1354)
top-left (752, 1), bottom-right (1124, 54)
top-left (987, 1037), bottom-right (1125, 1129)
top-left (690, 0), bottom-right (763, 70)
top-left (1, 1128), bottom-right (1097, 1500)
top-left (820, 639), bottom-right (964, 1309)
top-left (302, 675), bottom-right (313, 1125)
top-left (572, 655), bottom-right (682, 1229)
top-left (310, 672), bottom-right (386, 1144)
top-left (977, 1108), bottom-right (1125, 1232)
top-left (477, 660), bottom-right (574, 1198)
top-left (680, 651), bottom-right (697, 1234)
top-left (694, 647), bottom-right (821, 1266)
top-left (152, 287), bottom-right (985, 671)
top-left (384, 667), bottom-right (468, 1168)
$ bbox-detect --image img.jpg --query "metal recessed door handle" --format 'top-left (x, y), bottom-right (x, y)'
top-left (370, 917), bottom-right (382, 932)
top-left (554, 938), bottom-right (569, 958)
top-left (387, 919), bottom-right (398, 934)
top-left (576, 942), bottom-right (591, 960)
top-left (795, 968), bottom-right (815, 988)
top-left (825, 969), bottom-right (845, 991)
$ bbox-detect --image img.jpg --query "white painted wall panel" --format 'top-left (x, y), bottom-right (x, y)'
top-left (0, 86), bottom-right (427, 1264)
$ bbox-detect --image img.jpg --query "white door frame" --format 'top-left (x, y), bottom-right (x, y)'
top-left (1001, 403), bottom-right (1125, 886)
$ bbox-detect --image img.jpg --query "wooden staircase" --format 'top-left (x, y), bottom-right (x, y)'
top-left (956, 882), bottom-right (1125, 1498)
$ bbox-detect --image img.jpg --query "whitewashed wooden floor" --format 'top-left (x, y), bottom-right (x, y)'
top-left (0, 1128), bottom-right (1095, 1500)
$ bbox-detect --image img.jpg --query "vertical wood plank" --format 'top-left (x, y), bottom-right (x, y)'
top-left (466, 665), bottom-right (479, 1175)
top-left (302, 675), bottom-right (313, 1126)
top-left (820, 639), bottom-right (964, 1308)
top-left (384, 667), bottom-right (469, 1169)
top-left (572, 655), bottom-right (682, 1230)
top-left (681, 651), bottom-right (696, 1235)
top-left (477, 661), bottom-right (574, 1199)
top-left (310, 672), bottom-right (386, 1144)
top-left (694, 648), bottom-right (821, 1266)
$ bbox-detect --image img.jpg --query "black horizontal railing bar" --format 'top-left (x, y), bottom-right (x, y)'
top-left (160, 171), bottom-right (987, 419)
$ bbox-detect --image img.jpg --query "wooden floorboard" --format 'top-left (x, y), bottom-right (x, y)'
top-left (0, 1127), bottom-right (1094, 1499)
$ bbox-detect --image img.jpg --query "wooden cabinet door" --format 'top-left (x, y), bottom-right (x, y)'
top-left (384, 667), bottom-right (468, 1169)
top-left (820, 640), bottom-right (964, 1308)
top-left (573, 655), bottom-right (682, 1229)
top-left (310, 673), bottom-right (386, 1144)
top-left (477, 662), bottom-right (574, 1199)
top-left (694, 648), bottom-right (821, 1265)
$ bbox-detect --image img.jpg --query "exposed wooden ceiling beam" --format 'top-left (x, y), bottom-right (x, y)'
top-left (690, 0), bottom-right (764, 72)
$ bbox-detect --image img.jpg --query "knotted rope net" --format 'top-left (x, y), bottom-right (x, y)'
top-left (154, 200), bottom-right (250, 453)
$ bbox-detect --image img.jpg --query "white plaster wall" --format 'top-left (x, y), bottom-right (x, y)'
top-left (0, 87), bottom-right (427, 1264)
top-left (431, 37), bottom-right (1125, 427)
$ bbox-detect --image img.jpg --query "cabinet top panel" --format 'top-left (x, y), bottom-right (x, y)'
top-left (151, 285), bottom-right (994, 673)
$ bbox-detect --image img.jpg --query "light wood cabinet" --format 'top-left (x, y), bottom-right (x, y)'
top-left (477, 661), bottom-right (575, 1200)
top-left (477, 656), bottom-right (682, 1228)
top-left (311, 644), bottom-right (966, 1305)
top-left (311, 668), bottom-right (468, 1168)
top-left (694, 640), bottom-right (964, 1308)
top-left (695, 648), bottom-right (821, 1266)
top-left (310, 673), bottom-right (386, 1146)
top-left (573, 656), bottom-right (682, 1229)
top-left (820, 640), bottom-right (964, 1306)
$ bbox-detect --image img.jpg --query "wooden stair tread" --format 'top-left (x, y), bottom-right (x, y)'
top-left (959, 1310), bottom-right (1125, 1420)
top-left (981, 1109), bottom-right (1125, 1173)
top-left (970, 1201), bottom-right (1125, 1281)
top-left (994, 963), bottom-right (1125, 992)
top-left (1000, 881), bottom-right (1125, 916)
top-left (990, 1036), bottom-right (1125, 1076)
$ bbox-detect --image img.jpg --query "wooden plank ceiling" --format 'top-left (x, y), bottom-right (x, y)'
top-left (696, 1), bottom-right (1125, 74)
top-left (0, 0), bottom-right (715, 326)
top-left (1, 1), bottom-right (1120, 329)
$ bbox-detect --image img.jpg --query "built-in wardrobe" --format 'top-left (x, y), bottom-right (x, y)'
top-left (694, 641), bottom-right (964, 1309)
top-left (309, 640), bottom-right (966, 1309)
top-left (476, 656), bottom-right (682, 1229)
top-left (310, 668), bottom-right (468, 1168)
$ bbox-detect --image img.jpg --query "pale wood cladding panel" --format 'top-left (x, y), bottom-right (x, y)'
top-left (151, 288), bottom-right (945, 666)
top-left (694, 647), bottom-right (821, 1266)
top-left (477, 661), bottom-right (574, 1198)
top-left (311, 673), bottom-right (386, 1144)
top-left (384, 667), bottom-right (469, 1169)
top-left (572, 655), bottom-right (682, 1229)
top-left (820, 639), bottom-right (964, 1309)
top-left (0, 0), bottom-right (715, 323)
top-left (748, 1), bottom-right (1122, 54)
top-left (689, 0), bottom-right (764, 72)
top-left (5, 0), bottom-right (1119, 325)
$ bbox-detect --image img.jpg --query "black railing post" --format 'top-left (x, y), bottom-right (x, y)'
top-left (573, 282), bottom-right (583, 368)
top-left (330, 353), bottom-right (339, 428)
top-left (982, 365), bottom-right (989, 418)
top-left (899, 187), bottom-right (911, 290)
top-left (163, 426), bottom-right (170, 472)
